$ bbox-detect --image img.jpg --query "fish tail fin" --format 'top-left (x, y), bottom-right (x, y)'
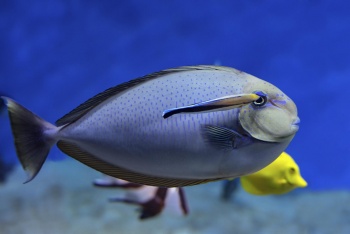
top-left (2, 97), bottom-right (59, 183)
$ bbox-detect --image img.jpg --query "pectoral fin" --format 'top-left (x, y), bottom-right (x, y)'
top-left (163, 93), bottom-right (259, 118)
top-left (202, 125), bottom-right (251, 150)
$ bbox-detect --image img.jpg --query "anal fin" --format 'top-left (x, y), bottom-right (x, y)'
top-left (57, 140), bottom-right (221, 187)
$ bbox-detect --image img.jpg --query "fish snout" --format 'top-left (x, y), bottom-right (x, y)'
top-left (290, 117), bottom-right (300, 133)
top-left (292, 117), bottom-right (300, 125)
top-left (295, 176), bottom-right (308, 188)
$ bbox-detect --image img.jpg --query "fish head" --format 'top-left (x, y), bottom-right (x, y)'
top-left (284, 163), bottom-right (308, 189)
top-left (239, 82), bottom-right (299, 142)
top-left (285, 167), bottom-right (308, 189)
top-left (275, 152), bottom-right (308, 191)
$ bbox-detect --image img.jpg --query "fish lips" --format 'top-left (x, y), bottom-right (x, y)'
top-left (290, 117), bottom-right (300, 133)
top-left (279, 117), bottom-right (300, 140)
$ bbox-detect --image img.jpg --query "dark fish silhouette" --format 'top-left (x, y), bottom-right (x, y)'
top-left (94, 176), bottom-right (188, 220)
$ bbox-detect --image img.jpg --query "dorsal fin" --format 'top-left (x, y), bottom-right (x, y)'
top-left (55, 65), bottom-right (233, 126)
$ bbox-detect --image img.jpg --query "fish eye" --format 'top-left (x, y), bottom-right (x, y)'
top-left (289, 167), bottom-right (296, 174)
top-left (253, 91), bottom-right (267, 107)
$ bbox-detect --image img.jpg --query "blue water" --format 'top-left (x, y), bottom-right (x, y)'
top-left (0, 0), bottom-right (349, 190)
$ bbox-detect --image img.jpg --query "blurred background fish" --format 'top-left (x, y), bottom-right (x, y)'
top-left (0, 94), bottom-right (7, 116)
top-left (94, 151), bottom-right (306, 220)
top-left (240, 152), bottom-right (307, 195)
top-left (0, 94), bottom-right (15, 183)
top-left (94, 176), bottom-right (188, 220)
top-left (0, 153), bottom-right (14, 184)
top-left (222, 152), bottom-right (307, 200)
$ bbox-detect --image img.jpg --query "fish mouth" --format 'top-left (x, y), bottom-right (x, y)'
top-left (291, 117), bottom-right (300, 132)
top-left (293, 117), bottom-right (300, 125)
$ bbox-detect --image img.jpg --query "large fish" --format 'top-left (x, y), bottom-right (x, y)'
top-left (2, 65), bottom-right (299, 187)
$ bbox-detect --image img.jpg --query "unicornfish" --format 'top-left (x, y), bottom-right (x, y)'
top-left (2, 65), bottom-right (300, 187)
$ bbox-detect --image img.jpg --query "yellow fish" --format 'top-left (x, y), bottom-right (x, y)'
top-left (240, 152), bottom-right (307, 195)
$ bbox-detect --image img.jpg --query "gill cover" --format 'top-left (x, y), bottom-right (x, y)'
top-left (239, 92), bottom-right (298, 142)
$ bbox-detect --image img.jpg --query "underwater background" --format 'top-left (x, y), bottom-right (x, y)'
top-left (0, 0), bottom-right (349, 233)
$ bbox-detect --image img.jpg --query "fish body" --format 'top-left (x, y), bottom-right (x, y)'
top-left (2, 65), bottom-right (299, 187)
top-left (240, 152), bottom-right (307, 195)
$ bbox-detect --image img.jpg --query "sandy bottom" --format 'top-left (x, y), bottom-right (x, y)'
top-left (0, 159), bottom-right (349, 234)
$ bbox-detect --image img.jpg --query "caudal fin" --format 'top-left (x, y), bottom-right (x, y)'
top-left (1, 97), bottom-right (58, 183)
